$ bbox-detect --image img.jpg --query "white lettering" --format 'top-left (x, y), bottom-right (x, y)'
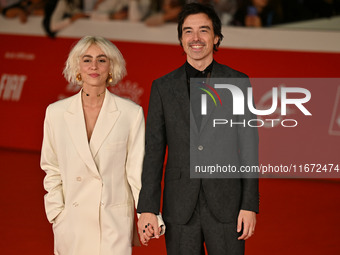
top-left (281, 87), bottom-right (312, 115)
top-left (200, 85), bottom-right (311, 116)
top-left (0, 74), bottom-right (27, 101)
top-left (213, 119), bottom-right (228, 127)
top-left (212, 118), bottom-right (298, 128)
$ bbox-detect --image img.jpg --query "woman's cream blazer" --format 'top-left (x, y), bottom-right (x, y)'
top-left (41, 89), bottom-right (144, 255)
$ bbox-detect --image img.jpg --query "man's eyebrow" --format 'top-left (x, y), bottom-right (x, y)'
top-left (199, 26), bottom-right (211, 30)
top-left (183, 26), bottom-right (192, 31)
top-left (183, 25), bottom-right (211, 31)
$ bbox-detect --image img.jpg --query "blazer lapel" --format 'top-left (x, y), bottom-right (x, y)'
top-left (171, 64), bottom-right (190, 127)
top-left (64, 91), bottom-right (99, 176)
top-left (170, 62), bottom-right (232, 133)
top-left (199, 93), bottom-right (215, 133)
top-left (89, 90), bottom-right (120, 158)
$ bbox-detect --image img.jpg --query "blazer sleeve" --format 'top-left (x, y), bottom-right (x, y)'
top-left (125, 106), bottom-right (145, 209)
top-left (40, 105), bottom-right (65, 223)
top-left (238, 77), bottom-right (260, 213)
top-left (137, 80), bottom-right (167, 214)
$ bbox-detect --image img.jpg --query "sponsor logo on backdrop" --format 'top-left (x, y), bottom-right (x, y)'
top-left (0, 73), bottom-right (27, 101)
top-left (58, 83), bottom-right (80, 100)
top-left (4, 51), bottom-right (35, 61)
top-left (57, 80), bottom-right (144, 105)
top-left (329, 86), bottom-right (340, 136)
top-left (109, 80), bottom-right (144, 105)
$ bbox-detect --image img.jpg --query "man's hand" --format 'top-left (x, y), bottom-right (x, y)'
top-left (237, 209), bottom-right (256, 240)
top-left (137, 212), bottom-right (161, 246)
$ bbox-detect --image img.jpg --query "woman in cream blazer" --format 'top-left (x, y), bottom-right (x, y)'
top-left (41, 36), bottom-right (144, 255)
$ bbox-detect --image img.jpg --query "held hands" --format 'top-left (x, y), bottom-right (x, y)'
top-left (137, 210), bottom-right (255, 244)
top-left (137, 213), bottom-right (162, 246)
top-left (237, 209), bottom-right (256, 240)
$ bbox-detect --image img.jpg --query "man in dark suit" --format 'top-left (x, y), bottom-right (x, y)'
top-left (137, 3), bottom-right (259, 254)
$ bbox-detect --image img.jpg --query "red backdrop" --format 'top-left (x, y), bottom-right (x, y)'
top-left (1, 33), bottom-right (340, 254)
top-left (1, 34), bottom-right (339, 174)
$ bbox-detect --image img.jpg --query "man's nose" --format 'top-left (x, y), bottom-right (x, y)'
top-left (193, 31), bottom-right (200, 41)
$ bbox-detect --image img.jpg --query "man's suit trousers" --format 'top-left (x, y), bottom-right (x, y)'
top-left (165, 185), bottom-right (245, 255)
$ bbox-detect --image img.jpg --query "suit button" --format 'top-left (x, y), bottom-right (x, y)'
top-left (101, 202), bottom-right (104, 206)
top-left (73, 202), bottom-right (79, 207)
top-left (198, 145), bottom-right (203, 151)
top-left (76, 177), bottom-right (82, 182)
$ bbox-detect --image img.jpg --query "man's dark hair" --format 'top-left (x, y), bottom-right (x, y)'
top-left (177, 3), bottom-right (224, 52)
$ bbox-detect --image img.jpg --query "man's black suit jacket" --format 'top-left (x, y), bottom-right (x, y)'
top-left (137, 61), bottom-right (259, 225)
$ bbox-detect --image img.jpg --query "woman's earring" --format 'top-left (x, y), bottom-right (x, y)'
top-left (108, 73), bottom-right (113, 83)
top-left (76, 73), bottom-right (82, 82)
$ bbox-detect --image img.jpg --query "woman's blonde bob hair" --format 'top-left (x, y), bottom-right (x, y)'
top-left (63, 36), bottom-right (126, 86)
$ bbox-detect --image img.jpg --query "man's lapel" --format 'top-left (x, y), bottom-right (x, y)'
top-left (169, 62), bottom-right (232, 133)
top-left (171, 64), bottom-right (190, 127)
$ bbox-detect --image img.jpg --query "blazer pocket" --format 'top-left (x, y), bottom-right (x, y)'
top-left (164, 168), bottom-right (181, 182)
top-left (109, 201), bottom-right (133, 208)
top-left (104, 141), bottom-right (127, 159)
top-left (53, 208), bottom-right (67, 227)
top-left (105, 140), bottom-right (127, 149)
top-left (109, 202), bottom-right (134, 218)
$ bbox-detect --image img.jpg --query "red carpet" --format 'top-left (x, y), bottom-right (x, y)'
top-left (1, 148), bottom-right (339, 254)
